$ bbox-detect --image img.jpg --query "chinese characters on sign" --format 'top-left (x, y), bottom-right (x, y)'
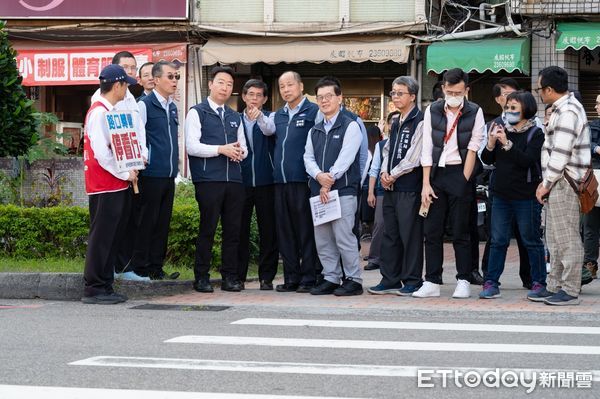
top-left (105, 111), bottom-right (145, 172)
top-left (16, 48), bottom-right (151, 86)
top-left (493, 53), bottom-right (518, 70)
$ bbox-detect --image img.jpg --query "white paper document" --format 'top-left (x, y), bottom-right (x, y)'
top-left (310, 190), bottom-right (342, 226)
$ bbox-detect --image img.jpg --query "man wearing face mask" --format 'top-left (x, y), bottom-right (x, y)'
top-left (415, 68), bottom-right (485, 299)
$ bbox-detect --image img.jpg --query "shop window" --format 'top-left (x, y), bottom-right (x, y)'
top-left (350, 0), bottom-right (415, 22)
top-left (198, 0), bottom-right (264, 23)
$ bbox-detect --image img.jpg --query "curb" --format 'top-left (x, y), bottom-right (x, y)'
top-left (0, 273), bottom-right (243, 300)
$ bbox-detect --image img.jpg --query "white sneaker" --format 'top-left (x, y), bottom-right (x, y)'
top-left (452, 279), bottom-right (471, 298)
top-left (412, 281), bottom-right (441, 298)
top-left (118, 271), bottom-right (151, 282)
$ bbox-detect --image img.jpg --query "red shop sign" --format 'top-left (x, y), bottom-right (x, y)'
top-left (16, 48), bottom-right (152, 86)
top-left (1, 0), bottom-right (188, 19)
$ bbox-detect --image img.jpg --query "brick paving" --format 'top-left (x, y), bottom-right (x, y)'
top-left (153, 242), bottom-right (600, 316)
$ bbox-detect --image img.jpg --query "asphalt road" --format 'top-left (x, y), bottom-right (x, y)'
top-left (1, 298), bottom-right (599, 399)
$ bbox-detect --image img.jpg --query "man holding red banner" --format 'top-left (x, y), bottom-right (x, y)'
top-left (82, 64), bottom-right (138, 304)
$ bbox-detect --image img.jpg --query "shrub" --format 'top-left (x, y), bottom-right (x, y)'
top-left (0, 203), bottom-right (260, 269)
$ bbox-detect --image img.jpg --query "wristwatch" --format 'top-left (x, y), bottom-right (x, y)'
top-left (502, 140), bottom-right (513, 151)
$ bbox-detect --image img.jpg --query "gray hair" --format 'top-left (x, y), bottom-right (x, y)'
top-left (152, 61), bottom-right (178, 78)
top-left (279, 71), bottom-right (302, 84)
top-left (392, 76), bottom-right (419, 96)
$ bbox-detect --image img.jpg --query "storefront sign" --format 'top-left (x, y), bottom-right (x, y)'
top-left (16, 48), bottom-right (152, 86)
top-left (0, 0), bottom-right (187, 19)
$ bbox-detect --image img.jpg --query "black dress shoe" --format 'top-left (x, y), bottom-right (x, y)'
top-left (470, 270), bottom-right (484, 286)
top-left (310, 280), bottom-right (340, 295)
top-left (221, 278), bottom-right (243, 292)
top-left (260, 280), bottom-right (273, 290)
top-left (81, 292), bottom-right (126, 305)
top-left (364, 262), bottom-right (380, 271)
top-left (193, 278), bottom-right (213, 293)
top-left (333, 278), bottom-right (363, 296)
top-left (275, 283), bottom-right (299, 292)
top-left (149, 270), bottom-right (180, 280)
top-left (296, 283), bottom-right (315, 293)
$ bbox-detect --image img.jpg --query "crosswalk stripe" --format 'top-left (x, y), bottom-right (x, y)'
top-left (0, 385), bottom-right (365, 399)
top-left (231, 318), bottom-right (600, 335)
top-left (165, 335), bottom-right (600, 355)
top-left (69, 356), bottom-right (600, 381)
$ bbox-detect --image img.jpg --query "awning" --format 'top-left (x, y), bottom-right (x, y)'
top-left (556, 22), bottom-right (600, 51)
top-left (426, 37), bottom-right (530, 74)
top-left (200, 36), bottom-right (412, 65)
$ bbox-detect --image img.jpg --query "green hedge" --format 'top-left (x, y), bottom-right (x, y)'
top-left (0, 204), bottom-right (259, 268)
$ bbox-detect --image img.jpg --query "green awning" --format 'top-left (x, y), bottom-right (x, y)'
top-left (426, 37), bottom-right (530, 74)
top-left (556, 22), bottom-right (600, 51)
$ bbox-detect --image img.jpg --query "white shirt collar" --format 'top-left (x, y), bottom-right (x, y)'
top-left (97, 95), bottom-right (116, 111)
top-left (207, 96), bottom-right (225, 114)
top-left (152, 89), bottom-right (171, 107)
top-left (284, 97), bottom-right (306, 113)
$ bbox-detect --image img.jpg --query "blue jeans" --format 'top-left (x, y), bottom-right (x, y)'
top-left (485, 196), bottom-right (546, 286)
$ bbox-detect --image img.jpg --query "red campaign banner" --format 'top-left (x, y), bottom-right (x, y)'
top-left (16, 48), bottom-right (152, 86)
top-left (1, 0), bottom-right (187, 19)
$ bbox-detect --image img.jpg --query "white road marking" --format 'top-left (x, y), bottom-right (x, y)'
top-left (70, 356), bottom-right (600, 381)
top-left (0, 385), bottom-right (365, 399)
top-left (165, 335), bottom-right (600, 355)
top-left (232, 318), bottom-right (600, 335)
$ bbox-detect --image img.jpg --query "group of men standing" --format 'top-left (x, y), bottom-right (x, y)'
top-left (82, 52), bottom-right (591, 307)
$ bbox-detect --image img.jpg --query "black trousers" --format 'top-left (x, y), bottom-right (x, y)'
top-left (469, 182), bottom-right (480, 273)
top-left (114, 197), bottom-right (137, 274)
top-left (238, 184), bottom-right (279, 282)
top-left (481, 172), bottom-right (532, 286)
top-left (193, 181), bottom-right (244, 281)
top-left (83, 188), bottom-right (132, 296)
top-left (274, 183), bottom-right (320, 285)
top-left (130, 176), bottom-right (175, 276)
top-left (379, 191), bottom-right (424, 287)
top-left (424, 165), bottom-right (473, 284)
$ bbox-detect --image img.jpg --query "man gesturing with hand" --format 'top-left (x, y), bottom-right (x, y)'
top-left (185, 66), bottom-right (248, 293)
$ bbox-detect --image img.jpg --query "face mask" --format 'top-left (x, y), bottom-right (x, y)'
top-left (505, 111), bottom-right (521, 125)
top-left (445, 95), bottom-right (464, 108)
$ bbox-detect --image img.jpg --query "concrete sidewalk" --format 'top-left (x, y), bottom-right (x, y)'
top-left (151, 242), bottom-right (600, 319)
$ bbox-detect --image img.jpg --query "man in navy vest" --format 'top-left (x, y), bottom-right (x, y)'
top-left (415, 68), bottom-right (485, 299)
top-left (304, 77), bottom-right (363, 296)
top-left (185, 66), bottom-right (247, 293)
top-left (131, 61), bottom-right (180, 281)
top-left (268, 71), bottom-right (320, 293)
top-left (237, 79), bottom-right (279, 290)
top-left (369, 76), bottom-right (425, 296)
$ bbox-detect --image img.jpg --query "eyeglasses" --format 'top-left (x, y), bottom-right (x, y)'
top-left (316, 93), bottom-right (336, 102)
top-left (245, 92), bottom-right (264, 99)
top-left (166, 73), bottom-right (181, 81)
top-left (389, 91), bottom-right (409, 97)
top-left (120, 65), bottom-right (137, 72)
top-left (533, 86), bottom-right (546, 94)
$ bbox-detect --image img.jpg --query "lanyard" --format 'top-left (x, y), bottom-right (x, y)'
top-left (444, 111), bottom-right (462, 144)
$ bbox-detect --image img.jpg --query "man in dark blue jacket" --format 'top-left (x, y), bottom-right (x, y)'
top-left (269, 71), bottom-right (320, 293)
top-left (185, 66), bottom-right (247, 293)
top-left (238, 79), bottom-right (278, 290)
top-left (132, 61), bottom-right (180, 280)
